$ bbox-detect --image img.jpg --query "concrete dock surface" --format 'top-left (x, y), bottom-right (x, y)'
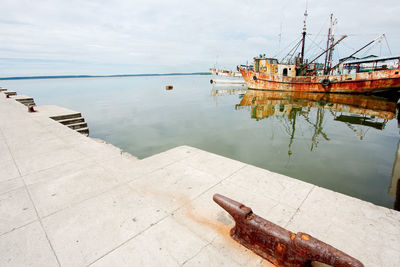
top-left (0, 92), bottom-right (399, 266)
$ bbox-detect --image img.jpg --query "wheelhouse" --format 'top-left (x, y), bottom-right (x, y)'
top-left (253, 56), bottom-right (296, 77)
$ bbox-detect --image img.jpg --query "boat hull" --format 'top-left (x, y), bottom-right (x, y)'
top-left (239, 68), bottom-right (400, 93)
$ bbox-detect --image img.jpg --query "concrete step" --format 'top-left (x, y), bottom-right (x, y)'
top-left (77, 127), bottom-right (89, 136)
top-left (36, 105), bottom-right (89, 136)
top-left (58, 117), bottom-right (85, 125)
top-left (11, 95), bottom-right (35, 106)
top-left (67, 122), bottom-right (88, 130)
top-left (50, 113), bottom-right (82, 121)
top-left (16, 99), bottom-right (34, 103)
top-left (15, 99), bottom-right (36, 106)
top-left (4, 91), bottom-right (16, 96)
top-left (19, 102), bottom-right (36, 107)
top-left (20, 102), bottom-right (36, 106)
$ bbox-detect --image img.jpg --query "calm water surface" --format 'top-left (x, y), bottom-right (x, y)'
top-left (2, 75), bottom-right (399, 209)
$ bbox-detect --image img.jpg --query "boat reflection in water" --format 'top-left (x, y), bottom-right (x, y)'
top-left (210, 84), bottom-right (247, 97)
top-left (210, 84), bottom-right (247, 105)
top-left (237, 90), bottom-right (397, 140)
top-left (236, 89), bottom-right (400, 210)
top-left (237, 90), bottom-right (396, 119)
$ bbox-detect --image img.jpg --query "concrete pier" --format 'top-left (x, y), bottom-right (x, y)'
top-left (0, 90), bottom-right (399, 266)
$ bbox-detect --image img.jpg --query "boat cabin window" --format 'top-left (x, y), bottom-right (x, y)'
top-left (283, 68), bottom-right (288, 76)
top-left (267, 58), bottom-right (279, 64)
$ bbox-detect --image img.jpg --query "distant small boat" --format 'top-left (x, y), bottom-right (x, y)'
top-left (209, 68), bottom-right (242, 77)
top-left (210, 79), bottom-right (246, 85)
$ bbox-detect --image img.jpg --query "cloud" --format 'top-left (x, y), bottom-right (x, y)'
top-left (246, 37), bottom-right (270, 46)
top-left (0, 0), bottom-right (399, 76)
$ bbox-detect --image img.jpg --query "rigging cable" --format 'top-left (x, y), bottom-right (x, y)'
top-left (305, 35), bottom-right (325, 55)
top-left (273, 36), bottom-right (302, 59)
top-left (360, 41), bottom-right (379, 57)
top-left (340, 40), bottom-right (356, 52)
top-left (288, 39), bottom-right (303, 63)
top-left (335, 45), bottom-right (341, 64)
top-left (281, 38), bottom-right (302, 63)
top-left (305, 16), bottom-right (329, 56)
top-left (384, 34), bottom-right (392, 55)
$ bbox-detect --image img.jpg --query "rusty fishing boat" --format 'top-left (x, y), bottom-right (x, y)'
top-left (209, 67), bottom-right (245, 85)
top-left (238, 13), bottom-right (400, 94)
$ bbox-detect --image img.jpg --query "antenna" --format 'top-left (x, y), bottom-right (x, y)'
top-left (300, 0), bottom-right (308, 65)
top-left (303, 0), bottom-right (308, 33)
top-left (278, 14), bottom-right (283, 50)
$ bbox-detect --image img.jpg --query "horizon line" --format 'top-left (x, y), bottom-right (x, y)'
top-left (0, 72), bottom-right (212, 80)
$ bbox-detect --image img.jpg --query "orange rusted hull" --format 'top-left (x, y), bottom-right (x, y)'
top-left (240, 68), bottom-right (400, 93)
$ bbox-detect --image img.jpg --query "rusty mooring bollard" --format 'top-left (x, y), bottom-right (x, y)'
top-left (213, 194), bottom-right (364, 267)
top-left (28, 105), bottom-right (36, 112)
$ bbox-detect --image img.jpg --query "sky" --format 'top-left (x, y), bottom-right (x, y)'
top-left (1, 0), bottom-right (399, 77)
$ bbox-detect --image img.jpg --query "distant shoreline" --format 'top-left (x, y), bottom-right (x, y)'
top-left (0, 72), bottom-right (211, 80)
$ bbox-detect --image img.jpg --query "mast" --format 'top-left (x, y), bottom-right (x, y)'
top-left (323, 15), bottom-right (332, 73)
top-left (323, 14), bottom-right (337, 74)
top-left (300, 5), bottom-right (308, 65)
top-left (327, 15), bottom-right (337, 73)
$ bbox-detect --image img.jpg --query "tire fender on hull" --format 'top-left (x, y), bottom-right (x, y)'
top-left (321, 79), bottom-right (331, 87)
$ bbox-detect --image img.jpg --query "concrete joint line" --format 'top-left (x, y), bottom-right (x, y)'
top-left (119, 148), bottom-right (203, 185)
top-left (19, 156), bottom-right (90, 184)
top-left (86, 213), bottom-right (171, 267)
top-left (284, 185), bottom-right (316, 229)
top-left (0, 219), bottom-right (38, 238)
top-left (181, 243), bottom-right (211, 266)
top-left (38, 156), bottom-right (193, 221)
top-left (171, 164), bottom-right (249, 215)
top-left (23, 181), bottom-right (62, 266)
top-left (0, 178), bottom-right (24, 197)
top-left (0, 128), bottom-right (22, 178)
